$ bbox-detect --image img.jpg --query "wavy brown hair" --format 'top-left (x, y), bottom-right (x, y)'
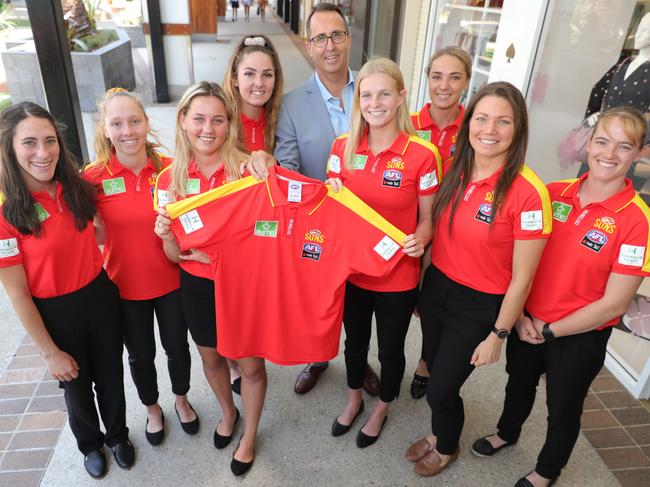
top-left (223, 35), bottom-right (283, 153)
top-left (0, 102), bottom-right (96, 236)
top-left (431, 81), bottom-right (529, 231)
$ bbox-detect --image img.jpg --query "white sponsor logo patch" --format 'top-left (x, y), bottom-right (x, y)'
top-left (374, 235), bottom-right (399, 261)
top-left (521, 210), bottom-right (543, 231)
top-left (0, 238), bottom-right (19, 258)
top-left (419, 171), bottom-right (438, 191)
top-left (328, 154), bottom-right (341, 174)
top-left (179, 210), bottom-right (204, 234)
top-left (618, 244), bottom-right (645, 267)
top-left (157, 190), bottom-right (171, 208)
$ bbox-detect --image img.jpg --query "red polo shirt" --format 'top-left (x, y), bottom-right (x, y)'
top-left (165, 166), bottom-right (406, 365)
top-left (411, 103), bottom-right (464, 167)
top-left (83, 154), bottom-right (179, 300)
top-left (327, 131), bottom-right (442, 291)
top-left (526, 174), bottom-right (650, 328)
top-left (431, 165), bottom-right (552, 294)
top-left (0, 183), bottom-right (103, 298)
top-left (241, 111), bottom-right (266, 152)
top-left (154, 161), bottom-right (230, 280)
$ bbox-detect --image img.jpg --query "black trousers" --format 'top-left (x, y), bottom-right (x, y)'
top-left (343, 282), bottom-right (418, 402)
top-left (179, 269), bottom-right (216, 348)
top-left (34, 270), bottom-right (129, 455)
top-left (496, 326), bottom-right (612, 479)
top-left (121, 288), bottom-right (191, 406)
top-left (419, 265), bottom-right (504, 454)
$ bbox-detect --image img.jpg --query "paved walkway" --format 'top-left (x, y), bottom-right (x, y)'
top-left (0, 5), bottom-right (647, 487)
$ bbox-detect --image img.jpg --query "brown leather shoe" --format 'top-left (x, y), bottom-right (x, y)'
top-left (362, 365), bottom-right (380, 396)
top-left (294, 362), bottom-right (328, 394)
top-left (415, 448), bottom-right (459, 477)
top-left (405, 437), bottom-right (436, 462)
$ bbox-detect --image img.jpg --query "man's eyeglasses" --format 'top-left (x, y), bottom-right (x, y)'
top-left (309, 31), bottom-right (349, 48)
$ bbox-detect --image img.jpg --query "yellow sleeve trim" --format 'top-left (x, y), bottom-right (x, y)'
top-left (408, 136), bottom-right (443, 178)
top-left (520, 165), bottom-right (553, 235)
top-left (166, 175), bottom-right (264, 219)
top-left (153, 165), bottom-right (173, 212)
top-left (630, 195), bottom-right (650, 273)
top-left (327, 187), bottom-right (406, 246)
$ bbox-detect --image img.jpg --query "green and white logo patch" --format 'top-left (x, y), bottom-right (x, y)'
top-left (416, 130), bottom-right (431, 142)
top-left (253, 221), bottom-right (278, 238)
top-left (102, 177), bottom-right (126, 196)
top-left (352, 154), bottom-right (368, 170)
top-left (185, 178), bottom-right (201, 195)
top-left (552, 201), bottom-right (572, 222)
top-left (33, 203), bottom-right (49, 223)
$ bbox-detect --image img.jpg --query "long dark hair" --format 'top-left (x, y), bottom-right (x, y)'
top-left (0, 102), bottom-right (96, 236)
top-left (431, 81), bottom-right (529, 231)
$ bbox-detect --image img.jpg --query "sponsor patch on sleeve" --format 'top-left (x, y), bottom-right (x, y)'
top-left (373, 235), bottom-right (399, 261)
top-left (157, 190), bottom-right (171, 208)
top-left (419, 171), bottom-right (438, 191)
top-left (0, 238), bottom-right (19, 258)
top-left (179, 210), bottom-right (204, 234)
top-left (327, 155), bottom-right (341, 174)
top-left (521, 210), bottom-right (543, 231)
top-left (618, 244), bottom-right (645, 267)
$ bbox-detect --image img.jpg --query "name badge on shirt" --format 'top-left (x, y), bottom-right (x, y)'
top-left (185, 179), bottom-right (201, 195)
top-left (287, 181), bottom-right (302, 202)
top-left (254, 221), bottom-right (278, 238)
top-left (352, 154), bottom-right (368, 170)
top-left (552, 201), bottom-right (572, 222)
top-left (416, 130), bottom-right (431, 142)
top-left (33, 203), bottom-right (49, 223)
top-left (102, 177), bottom-right (126, 196)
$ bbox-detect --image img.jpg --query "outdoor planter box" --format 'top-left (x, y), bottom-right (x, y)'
top-left (2, 28), bottom-right (135, 112)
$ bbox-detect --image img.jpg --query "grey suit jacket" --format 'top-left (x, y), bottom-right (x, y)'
top-left (274, 73), bottom-right (337, 181)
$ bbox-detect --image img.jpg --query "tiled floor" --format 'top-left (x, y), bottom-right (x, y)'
top-left (582, 367), bottom-right (650, 487)
top-left (0, 335), bottom-right (65, 487)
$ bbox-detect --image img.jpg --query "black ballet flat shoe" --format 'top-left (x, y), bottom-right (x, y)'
top-left (145, 407), bottom-right (165, 446)
top-left (471, 434), bottom-right (517, 457)
top-left (231, 436), bottom-right (254, 476)
top-left (111, 440), bottom-right (135, 469)
top-left (214, 408), bottom-right (240, 449)
top-left (231, 377), bottom-right (241, 395)
top-left (356, 416), bottom-right (387, 448)
top-left (331, 401), bottom-right (365, 437)
top-left (176, 402), bottom-right (200, 435)
top-left (514, 472), bottom-right (558, 487)
top-left (410, 374), bottom-right (429, 399)
top-left (84, 448), bottom-right (107, 479)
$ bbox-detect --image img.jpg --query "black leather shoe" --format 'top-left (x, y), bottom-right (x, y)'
top-left (331, 401), bottom-right (364, 437)
top-left (84, 448), bottom-right (107, 478)
top-left (176, 403), bottom-right (200, 435)
top-left (231, 436), bottom-right (254, 476)
top-left (514, 472), bottom-right (557, 487)
top-left (356, 416), bottom-right (387, 448)
top-left (471, 435), bottom-right (517, 457)
top-left (231, 377), bottom-right (241, 395)
top-left (214, 408), bottom-right (240, 449)
top-left (145, 407), bottom-right (165, 446)
top-left (410, 373), bottom-right (429, 399)
top-left (111, 440), bottom-right (135, 469)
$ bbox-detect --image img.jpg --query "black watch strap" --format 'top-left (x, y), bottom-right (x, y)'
top-left (542, 323), bottom-right (556, 342)
top-left (492, 326), bottom-right (509, 339)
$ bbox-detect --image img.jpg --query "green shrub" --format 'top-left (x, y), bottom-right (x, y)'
top-left (71, 29), bottom-right (118, 52)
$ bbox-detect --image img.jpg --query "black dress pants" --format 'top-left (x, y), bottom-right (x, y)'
top-left (34, 270), bottom-right (129, 455)
top-left (496, 326), bottom-right (612, 479)
top-left (121, 288), bottom-right (191, 406)
top-left (419, 265), bottom-right (504, 455)
top-left (343, 282), bottom-right (418, 402)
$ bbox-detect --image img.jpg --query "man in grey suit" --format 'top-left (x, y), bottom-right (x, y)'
top-left (275, 3), bottom-right (379, 395)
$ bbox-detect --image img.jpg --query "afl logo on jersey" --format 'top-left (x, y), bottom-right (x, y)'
top-left (581, 229), bottom-right (608, 252)
top-left (302, 243), bottom-right (322, 261)
top-left (474, 203), bottom-right (493, 224)
top-left (382, 169), bottom-right (402, 188)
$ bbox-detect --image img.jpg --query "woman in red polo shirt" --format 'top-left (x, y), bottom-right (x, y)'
top-left (326, 57), bottom-right (442, 447)
top-left (0, 102), bottom-right (133, 479)
top-left (409, 46), bottom-right (472, 400)
top-left (154, 81), bottom-right (256, 476)
top-left (405, 82), bottom-right (552, 477)
top-left (472, 107), bottom-right (650, 487)
top-left (83, 88), bottom-right (197, 446)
